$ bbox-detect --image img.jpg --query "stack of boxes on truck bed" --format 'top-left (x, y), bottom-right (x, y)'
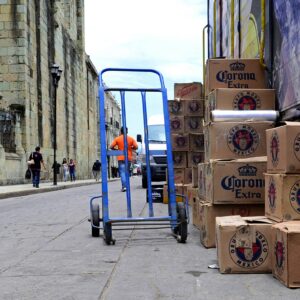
top-left (196, 58), bottom-right (274, 249)
top-left (163, 82), bottom-right (204, 203)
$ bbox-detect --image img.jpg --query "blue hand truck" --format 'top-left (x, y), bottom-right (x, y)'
top-left (89, 68), bottom-right (188, 245)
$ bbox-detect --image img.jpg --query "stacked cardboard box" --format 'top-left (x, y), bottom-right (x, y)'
top-left (195, 58), bottom-right (276, 249)
top-left (264, 123), bottom-right (300, 287)
top-left (164, 83), bottom-right (205, 204)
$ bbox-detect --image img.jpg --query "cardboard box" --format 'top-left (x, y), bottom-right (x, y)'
top-left (266, 122), bottom-right (300, 173)
top-left (174, 82), bottom-right (203, 100)
top-left (174, 168), bottom-right (185, 184)
top-left (168, 100), bottom-right (184, 116)
top-left (189, 133), bottom-right (204, 152)
top-left (184, 117), bottom-right (203, 133)
top-left (197, 163), bottom-right (207, 199)
top-left (185, 168), bottom-right (192, 184)
top-left (184, 100), bottom-right (204, 117)
top-left (205, 59), bottom-right (266, 95)
top-left (192, 197), bottom-right (201, 229)
top-left (170, 116), bottom-right (184, 133)
top-left (205, 88), bottom-right (276, 123)
top-left (272, 221), bottom-right (300, 288)
top-left (265, 174), bottom-right (300, 222)
top-left (172, 151), bottom-right (187, 168)
top-left (216, 216), bottom-right (274, 273)
top-left (187, 186), bottom-right (198, 206)
top-left (199, 202), bottom-right (265, 248)
top-left (202, 157), bottom-right (267, 204)
top-left (192, 166), bottom-right (198, 187)
top-left (163, 184), bottom-right (184, 204)
top-left (204, 122), bottom-right (274, 160)
top-left (172, 134), bottom-right (189, 151)
top-left (188, 152), bottom-right (205, 168)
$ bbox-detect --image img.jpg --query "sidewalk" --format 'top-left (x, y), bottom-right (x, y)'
top-left (0, 178), bottom-right (119, 200)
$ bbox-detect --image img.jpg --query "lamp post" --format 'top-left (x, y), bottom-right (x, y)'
top-left (51, 64), bottom-right (63, 185)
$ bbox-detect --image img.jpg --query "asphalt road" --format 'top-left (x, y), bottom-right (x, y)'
top-left (0, 178), bottom-right (299, 300)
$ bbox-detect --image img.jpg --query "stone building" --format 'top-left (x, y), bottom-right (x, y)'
top-left (0, 0), bottom-right (120, 184)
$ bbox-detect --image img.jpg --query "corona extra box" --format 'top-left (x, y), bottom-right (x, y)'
top-left (199, 202), bottom-right (265, 248)
top-left (216, 215), bottom-right (274, 273)
top-left (205, 59), bottom-right (266, 95)
top-left (170, 116), bottom-right (184, 133)
top-left (189, 133), bottom-right (204, 152)
top-left (265, 174), bottom-right (300, 222)
top-left (200, 157), bottom-right (267, 204)
top-left (204, 122), bottom-right (273, 160)
top-left (168, 100), bottom-right (184, 116)
top-left (272, 221), bottom-right (300, 288)
top-left (184, 116), bottom-right (203, 133)
top-left (266, 122), bottom-right (300, 173)
top-left (171, 134), bottom-right (189, 151)
top-left (205, 88), bottom-right (275, 123)
top-left (184, 100), bottom-right (204, 117)
top-left (188, 152), bottom-right (205, 168)
top-left (174, 82), bottom-right (203, 100)
top-left (172, 151), bottom-right (187, 169)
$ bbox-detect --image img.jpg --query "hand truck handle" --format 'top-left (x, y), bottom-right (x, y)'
top-left (99, 68), bottom-right (166, 92)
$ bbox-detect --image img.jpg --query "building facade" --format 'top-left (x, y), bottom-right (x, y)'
top-left (0, 0), bottom-right (120, 184)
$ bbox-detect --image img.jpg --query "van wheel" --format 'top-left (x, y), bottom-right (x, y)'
top-left (142, 175), bottom-right (147, 188)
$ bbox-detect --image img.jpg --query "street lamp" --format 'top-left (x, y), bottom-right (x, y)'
top-left (51, 64), bottom-right (63, 185)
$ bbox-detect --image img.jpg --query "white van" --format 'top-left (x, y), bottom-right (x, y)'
top-left (137, 115), bottom-right (167, 188)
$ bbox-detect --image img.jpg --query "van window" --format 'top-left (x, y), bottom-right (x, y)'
top-left (148, 125), bottom-right (166, 142)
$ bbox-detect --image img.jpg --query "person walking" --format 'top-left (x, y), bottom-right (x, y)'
top-left (62, 158), bottom-right (69, 182)
top-left (92, 159), bottom-right (101, 181)
top-left (69, 159), bottom-right (76, 182)
top-left (28, 146), bottom-right (45, 188)
top-left (110, 127), bottom-right (138, 192)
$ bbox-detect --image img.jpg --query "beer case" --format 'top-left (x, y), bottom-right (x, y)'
top-left (199, 157), bottom-right (267, 205)
top-left (265, 173), bottom-right (300, 222)
top-left (174, 82), bottom-right (203, 100)
top-left (204, 121), bottom-right (274, 161)
top-left (216, 215), bottom-right (274, 273)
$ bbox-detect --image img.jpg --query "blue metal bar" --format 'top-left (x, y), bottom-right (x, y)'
top-left (141, 91), bottom-right (154, 217)
top-left (161, 87), bottom-right (177, 229)
top-left (120, 91), bottom-right (132, 218)
top-left (108, 216), bottom-right (172, 223)
top-left (107, 150), bottom-right (124, 156)
top-left (98, 81), bottom-right (110, 224)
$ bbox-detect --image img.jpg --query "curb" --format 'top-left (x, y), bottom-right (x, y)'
top-left (0, 178), bottom-right (119, 200)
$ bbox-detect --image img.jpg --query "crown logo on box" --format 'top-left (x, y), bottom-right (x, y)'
top-left (238, 164), bottom-right (257, 176)
top-left (230, 61), bottom-right (245, 71)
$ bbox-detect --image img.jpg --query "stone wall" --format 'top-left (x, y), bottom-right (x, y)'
top-left (0, 0), bottom-right (120, 184)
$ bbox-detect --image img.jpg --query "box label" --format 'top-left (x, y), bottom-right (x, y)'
top-left (229, 230), bottom-right (269, 269)
top-left (228, 124), bottom-right (259, 156)
top-left (221, 164), bottom-right (264, 200)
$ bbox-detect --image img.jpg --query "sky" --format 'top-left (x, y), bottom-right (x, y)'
top-left (84, 0), bottom-right (207, 138)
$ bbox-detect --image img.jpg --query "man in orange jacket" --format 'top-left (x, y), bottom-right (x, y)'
top-left (110, 127), bottom-right (138, 192)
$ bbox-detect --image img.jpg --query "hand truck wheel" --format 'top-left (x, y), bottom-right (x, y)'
top-left (175, 202), bottom-right (187, 243)
top-left (91, 203), bottom-right (100, 237)
top-left (104, 222), bottom-right (115, 245)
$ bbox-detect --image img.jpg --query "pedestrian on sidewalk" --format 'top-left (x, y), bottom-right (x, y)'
top-left (28, 146), bottom-right (46, 188)
top-left (110, 127), bottom-right (138, 192)
top-left (69, 159), bottom-right (76, 181)
top-left (92, 159), bottom-right (101, 181)
top-left (62, 158), bottom-right (69, 182)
